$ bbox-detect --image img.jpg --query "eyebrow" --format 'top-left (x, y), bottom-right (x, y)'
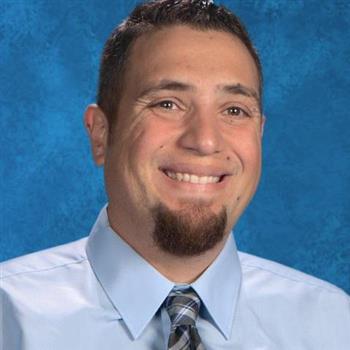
top-left (217, 83), bottom-right (260, 106)
top-left (137, 79), bottom-right (261, 108)
top-left (137, 79), bottom-right (195, 99)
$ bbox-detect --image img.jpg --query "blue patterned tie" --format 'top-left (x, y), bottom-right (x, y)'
top-left (165, 288), bottom-right (205, 350)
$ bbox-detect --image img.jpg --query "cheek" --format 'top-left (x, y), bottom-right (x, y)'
top-left (244, 140), bottom-right (262, 166)
top-left (243, 147), bottom-right (262, 180)
top-left (125, 124), bottom-right (169, 180)
top-left (226, 132), bottom-right (262, 180)
top-left (135, 118), bottom-right (174, 154)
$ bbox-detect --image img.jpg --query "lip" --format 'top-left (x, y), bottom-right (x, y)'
top-left (159, 162), bottom-right (231, 178)
top-left (160, 169), bottom-right (231, 191)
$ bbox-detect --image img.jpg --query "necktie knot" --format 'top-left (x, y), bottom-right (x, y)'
top-left (165, 288), bottom-right (201, 327)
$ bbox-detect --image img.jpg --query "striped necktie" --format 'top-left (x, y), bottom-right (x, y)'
top-left (165, 288), bottom-right (205, 350)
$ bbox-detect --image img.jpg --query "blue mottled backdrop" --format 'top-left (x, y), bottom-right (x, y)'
top-left (1, 0), bottom-right (349, 293)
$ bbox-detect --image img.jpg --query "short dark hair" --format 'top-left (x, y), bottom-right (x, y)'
top-left (97, 0), bottom-right (262, 130)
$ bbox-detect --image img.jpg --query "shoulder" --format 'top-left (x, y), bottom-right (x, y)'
top-left (0, 238), bottom-right (119, 347)
top-left (238, 250), bottom-right (346, 295)
top-left (235, 251), bottom-right (350, 347)
top-left (237, 250), bottom-right (349, 326)
top-left (1, 237), bottom-right (89, 282)
top-left (0, 237), bottom-right (98, 320)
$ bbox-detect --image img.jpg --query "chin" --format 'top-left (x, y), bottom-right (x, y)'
top-left (151, 201), bottom-right (227, 257)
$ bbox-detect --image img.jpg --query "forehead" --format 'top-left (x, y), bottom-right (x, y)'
top-left (125, 25), bottom-right (259, 97)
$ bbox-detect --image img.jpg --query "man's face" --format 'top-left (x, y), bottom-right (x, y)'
top-left (104, 25), bottom-right (263, 248)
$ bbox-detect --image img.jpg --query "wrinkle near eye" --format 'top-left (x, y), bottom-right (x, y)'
top-left (135, 97), bottom-right (151, 107)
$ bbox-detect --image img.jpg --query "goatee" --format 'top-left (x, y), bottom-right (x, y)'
top-left (152, 203), bottom-right (227, 257)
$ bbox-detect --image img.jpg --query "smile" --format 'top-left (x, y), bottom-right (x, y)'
top-left (164, 170), bottom-right (221, 184)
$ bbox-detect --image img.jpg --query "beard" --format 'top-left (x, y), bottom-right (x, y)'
top-left (151, 202), bottom-right (227, 257)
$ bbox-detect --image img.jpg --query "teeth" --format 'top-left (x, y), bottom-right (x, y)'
top-left (190, 175), bottom-right (199, 183)
top-left (176, 173), bottom-right (183, 181)
top-left (165, 171), bottom-right (220, 184)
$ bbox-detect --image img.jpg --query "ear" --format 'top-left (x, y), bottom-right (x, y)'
top-left (84, 104), bottom-right (109, 166)
top-left (260, 115), bottom-right (266, 138)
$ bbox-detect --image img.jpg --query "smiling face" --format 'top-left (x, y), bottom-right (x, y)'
top-left (102, 25), bottom-right (264, 254)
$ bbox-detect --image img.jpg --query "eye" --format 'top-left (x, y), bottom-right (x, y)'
top-left (225, 106), bottom-right (250, 118)
top-left (149, 99), bottom-right (186, 119)
top-left (153, 100), bottom-right (178, 110)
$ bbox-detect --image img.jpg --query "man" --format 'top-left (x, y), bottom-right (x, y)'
top-left (1, 0), bottom-right (349, 349)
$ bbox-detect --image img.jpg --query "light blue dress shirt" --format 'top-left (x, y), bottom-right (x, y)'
top-left (1, 206), bottom-right (349, 349)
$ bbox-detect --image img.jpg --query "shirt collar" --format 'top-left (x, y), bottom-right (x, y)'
top-left (86, 205), bottom-right (241, 340)
top-left (191, 232), bottom-right (242, 339)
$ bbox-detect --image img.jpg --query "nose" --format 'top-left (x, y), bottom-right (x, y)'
top-left (177, 108), bottom-right (223, 156)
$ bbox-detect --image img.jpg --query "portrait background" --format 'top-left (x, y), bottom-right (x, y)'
top-left (1, 0), bottom-right (349, 293)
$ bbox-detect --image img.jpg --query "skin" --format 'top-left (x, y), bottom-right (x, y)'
top-left (85, 25), bottom-right (265, 283)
